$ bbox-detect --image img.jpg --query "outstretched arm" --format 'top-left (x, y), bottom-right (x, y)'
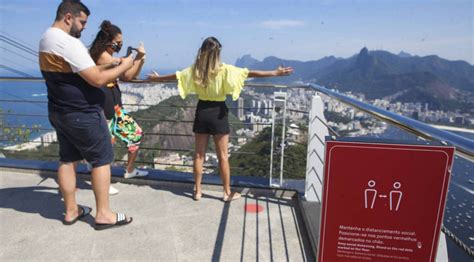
top-left (146, 71), bottom-right (177, 82)
top-left (248, 66), bottom-right (293, 78)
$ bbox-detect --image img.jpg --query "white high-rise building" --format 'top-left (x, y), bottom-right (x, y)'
top-left (251, 100), bottom-right (257, 114)
top-left (262, 100), bottom-right (269, 115)
top-left (237, 97), bottom-right (245, 121)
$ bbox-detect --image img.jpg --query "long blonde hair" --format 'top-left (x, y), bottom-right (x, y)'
top-left (192, 37), bottom-right (222, 87)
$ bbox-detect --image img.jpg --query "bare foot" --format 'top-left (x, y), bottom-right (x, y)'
top-left (64, 206), bottom-right (80, 222)
top-left (223, 191), bottom-right (241, 202)
top-left (193, 191), bottom-right (202, 201)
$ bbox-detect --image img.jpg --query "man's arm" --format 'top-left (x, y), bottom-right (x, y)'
top-left (95, 52), bottom-right (121, 71)
top-left (96, 63), bottom-right (117, 71)
top-left (79, 55), bottom-right (134, 88)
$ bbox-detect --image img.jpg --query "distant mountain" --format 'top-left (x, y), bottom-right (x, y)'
top-left (235, 54), bottom-right (340, 83)
top-left (235, 48), bottom-right (474, 111)
top-left (318, 48), bottom-right (474, 111)
top-left (398, 51), bottom-right (412, 58)
top-left (235, 55), bottom-right (260, 68)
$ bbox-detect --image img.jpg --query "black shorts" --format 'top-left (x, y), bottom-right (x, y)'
top-left (49, 110), bottom-right (114, 168)
top-left (193, 100), bottom-right (230, 135)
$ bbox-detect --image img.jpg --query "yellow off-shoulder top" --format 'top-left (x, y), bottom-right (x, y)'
top-left (176, 63), bottom-right (249, 101)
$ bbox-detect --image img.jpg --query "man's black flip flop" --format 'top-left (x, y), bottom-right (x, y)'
top-left (63, 206), bottom-right (92, 225)
top-left (94, 213), bottom-right (133, 231)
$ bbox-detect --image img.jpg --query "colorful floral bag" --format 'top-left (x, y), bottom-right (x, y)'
top-left (109, 105), bottom-right (143, 153)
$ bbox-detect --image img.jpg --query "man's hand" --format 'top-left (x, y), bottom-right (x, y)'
top-left (120, 54), bottom-right (134, 69)
top-left (112, 57), bottom-right (121, 66)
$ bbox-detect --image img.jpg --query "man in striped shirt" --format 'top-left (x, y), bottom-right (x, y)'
top-left (39, 0), bottom-right (133, 230)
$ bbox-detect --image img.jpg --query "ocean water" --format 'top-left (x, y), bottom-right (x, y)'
top-left (373, 126), bottom-right (474, 261)
top-left (1, 81), bottom-right (473, 259)
top-left (0, 81), bottom-right (50, 145)
top-left (443, 132), bottom-right (473, 261)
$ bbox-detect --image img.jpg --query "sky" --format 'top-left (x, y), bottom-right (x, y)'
top-left (0, 0), bottom-right (472, 76)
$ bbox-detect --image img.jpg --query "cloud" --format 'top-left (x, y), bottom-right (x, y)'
top-left (260, 19), bottom-right (306, 29)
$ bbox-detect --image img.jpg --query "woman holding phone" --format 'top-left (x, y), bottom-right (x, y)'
top-left (89, 20), bottom-right (149, 187)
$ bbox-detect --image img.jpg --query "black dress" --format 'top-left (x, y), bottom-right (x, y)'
top-left (101, 81), bottom-right (122, 120)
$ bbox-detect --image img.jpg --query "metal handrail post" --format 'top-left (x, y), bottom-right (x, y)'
top-left (269, 103), bottom-right (276, 186)
top-left (279, 93), bottom-right (287, 187)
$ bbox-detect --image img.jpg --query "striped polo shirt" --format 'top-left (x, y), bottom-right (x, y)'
top-left (39, 27), bottom-right (104, 113)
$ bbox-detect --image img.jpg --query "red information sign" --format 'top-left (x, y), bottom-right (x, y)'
top-left (318, 140), bottom-right (454, 262)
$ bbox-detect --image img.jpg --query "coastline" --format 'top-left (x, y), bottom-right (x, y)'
top-left (3, 131), bottom-right (56, 151)
top-left (3, 123), bottom-right (472, 152)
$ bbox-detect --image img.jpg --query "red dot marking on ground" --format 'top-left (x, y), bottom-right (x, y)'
top-left (245, 204), bottom-right (264, 213)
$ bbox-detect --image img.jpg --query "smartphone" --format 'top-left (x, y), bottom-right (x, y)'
top-left (126, 46), bottom-right (134, 57)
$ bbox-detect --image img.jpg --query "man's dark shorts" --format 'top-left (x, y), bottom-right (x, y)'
top-left (49, 110), bottom-right (113, 168)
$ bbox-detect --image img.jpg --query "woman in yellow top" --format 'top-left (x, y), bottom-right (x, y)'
top-left (148, 37), bottom-right (293, 201)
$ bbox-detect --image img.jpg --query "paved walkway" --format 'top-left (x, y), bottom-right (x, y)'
top-left (0, 170), bottom-right (313, 261)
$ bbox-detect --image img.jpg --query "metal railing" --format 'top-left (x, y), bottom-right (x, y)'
top-left (307, 83), bottom-right (474, 161)
top-left (1, 78), bottom-right (473, 258)
top-left (0, 79), bottom-right (308, 181)
top-left (304, 83), bottom-right (474, 259)
top-left (2, 79), bottom-right (472, 177)
top-left (1, 79), bottom-right (472, 168)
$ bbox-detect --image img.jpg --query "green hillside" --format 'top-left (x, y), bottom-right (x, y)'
top-left (230, 126), bottom-right (307, 179)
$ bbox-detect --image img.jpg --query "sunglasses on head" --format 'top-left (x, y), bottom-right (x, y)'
top-left (110, 42), bottom-right (123, 52)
